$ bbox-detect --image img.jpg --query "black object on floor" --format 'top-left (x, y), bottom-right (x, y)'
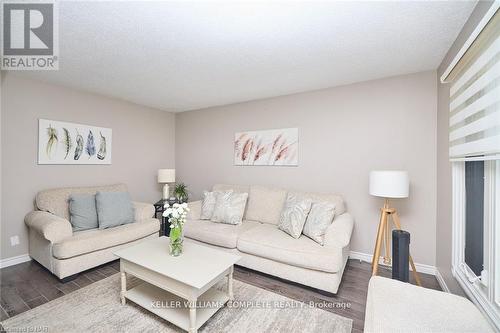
top-left (392, 229), bottom-right (410, 282)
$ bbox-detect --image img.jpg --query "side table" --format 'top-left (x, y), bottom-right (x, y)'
top-left (153, 198), bottom-right (178, 236)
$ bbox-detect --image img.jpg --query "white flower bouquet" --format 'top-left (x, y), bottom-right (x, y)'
top-left (163, 202), bottom-right (190, 256)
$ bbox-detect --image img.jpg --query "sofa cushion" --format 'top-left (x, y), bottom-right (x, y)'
top-left (96, 191), bottom-right (135, 229)
top-left (246, 185), bottom-right (287, 225)
top-left (52, 218), bottom-right (159, 259)
top-left (278, 193), bottom-right (312, 238)
top-left (212, 184), bottom-right (250, 194)
top-left (200, 191), bottom-right (219, 220)
top-left (302, 202), bottom-right (336, 245)
top-left (37, 184), bottom-right (128, 220)
top-left (211, 192), bottom-right (248, 225)
top-left (289, 191), bottom-right (346, 215)
top-left (212, 184), bottom-right (250, 219)
top-left (69, 194), bottom-right (98, 231)
top-left (237, 224), bottom-right (343, 273)
top-left (184, 219), bottom-right (260, 249)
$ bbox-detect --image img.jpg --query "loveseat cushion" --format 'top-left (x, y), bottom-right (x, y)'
top-left (237, 224), bottom-right (343, 273)
top-left (96, 191), bottom-right (135, 229)
top-left (69, 194), bottom-right (98, 231)
top-left (245, 185), bottom-right (287, 225)
top-left (52, 218), bottom-right (159, 259)
top-left (37, 184), bottom-right (128, 221)
top-left (184, 219), bottom-right (260, 249)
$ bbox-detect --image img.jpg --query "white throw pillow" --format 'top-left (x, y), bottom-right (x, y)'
top-left (200, 191), bottom-right (223, 220)
top-left (211, 192), bottom-right (248, 225)
top-left (278, 193), bottom-right (312, 238)
top-left (302, 202), bottom-right (336, 245)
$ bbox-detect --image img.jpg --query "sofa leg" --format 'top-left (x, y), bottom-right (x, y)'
top-left (60, 274), bottom-right (78, 283)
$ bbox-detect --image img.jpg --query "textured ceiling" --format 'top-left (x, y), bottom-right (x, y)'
top-left (17, 1), bottom-right (476, 112)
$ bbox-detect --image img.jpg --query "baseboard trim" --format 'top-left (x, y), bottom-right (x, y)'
top-left (349, 251), bottom-right (436, 275)
top-left (0, 254), bottom-right (31, 269)
top-left (435, 269), bottom-right (450, 293)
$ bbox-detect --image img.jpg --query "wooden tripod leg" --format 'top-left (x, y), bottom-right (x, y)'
top-left (391, 212), bottom-right (422, 286)
top-left (372, 209), bottom-right (385, 268)
top-left (384, 213), bottom-right (391, 265)
top-left (372, 210), bottom-right (387, 276)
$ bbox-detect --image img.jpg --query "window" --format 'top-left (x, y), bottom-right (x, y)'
top-left (451, 161), bottom-right (499, 327)
top-left (443, 7), bottom-right (500, 329)
top-left (465, 160), bottom-right (484, 277)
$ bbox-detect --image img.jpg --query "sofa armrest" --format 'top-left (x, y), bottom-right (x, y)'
top-left (324, 212), bottom-right (354, 249)
top-left (133, 202), bottom-right (155, 221)
top-left (187, 200), bottom-right (202, 220)
top-left (24, 211), bottom-right (73, 243)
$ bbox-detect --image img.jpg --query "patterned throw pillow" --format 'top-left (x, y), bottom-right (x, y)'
top-left (278, 194), bottom-right (313, 238)
top-left (200, 191), bottom-right (223, 220)
top-left (211, 192), bottom-right (248, 225)
top-left (302, 202), bottom-right (336, 245)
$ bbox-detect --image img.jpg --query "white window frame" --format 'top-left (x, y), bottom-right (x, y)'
top-left (452, 160), bottom-right (500, 330)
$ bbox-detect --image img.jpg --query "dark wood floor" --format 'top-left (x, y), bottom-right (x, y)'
top-left (0, 259), bottom-right (440, 332)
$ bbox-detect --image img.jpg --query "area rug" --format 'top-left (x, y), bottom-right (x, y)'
top-left (1, 274), bottom-right (352, 333)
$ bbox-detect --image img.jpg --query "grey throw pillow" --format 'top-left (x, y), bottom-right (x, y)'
top-left (200, 191), bottom-right (220, 220)
top-left (69, 194), bottom-right (98, 231)
top-left (278, 194), bottom-right (312, 238)
top-left (211, 191), bottom-right (248, 225)
top-left (96, 191), bottom-right (135, 229)
top-left (302, 202), bottom-right (336, 245)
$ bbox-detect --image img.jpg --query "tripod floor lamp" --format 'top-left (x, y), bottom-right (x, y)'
top-left (369, 170), bottom-right (421, 286)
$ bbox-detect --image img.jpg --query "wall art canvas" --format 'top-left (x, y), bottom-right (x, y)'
top-left (38, 119), bottom-right (112, 165)
top-left (234, 128), bottom-right (298, 166)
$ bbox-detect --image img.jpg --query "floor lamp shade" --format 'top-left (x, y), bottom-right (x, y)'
top-left (369, 170), bottom-right (409, 198)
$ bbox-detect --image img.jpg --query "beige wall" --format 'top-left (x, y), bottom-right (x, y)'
top-left (176, 71), bottom-right (437, 265)
top-left (0, 74), bottom-right (175, 260)
top-left (435, 1), bottom-right (495, 295)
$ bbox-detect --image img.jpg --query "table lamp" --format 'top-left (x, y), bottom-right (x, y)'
top-left (369, 170), bottom-right (421, 285)
top-left (158, 169), bottom-right (175, 199)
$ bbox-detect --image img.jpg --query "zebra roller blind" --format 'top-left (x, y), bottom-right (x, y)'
top-left (446, 11), bottom-right (500, 160)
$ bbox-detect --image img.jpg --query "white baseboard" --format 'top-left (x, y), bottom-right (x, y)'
top-left (349, 250), bottom-right (436, 275)
top-left (435, 269), bottom-right (450, 293)
top-left (0, 254), bottom-right (31, 269)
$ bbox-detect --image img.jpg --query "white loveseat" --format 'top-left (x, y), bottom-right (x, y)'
top-left (364, 276), bottom-right (494, 333)
top-left (184, 184), bottom-right (354, 294)
top-left (24, 184), bottom-right (160, 279)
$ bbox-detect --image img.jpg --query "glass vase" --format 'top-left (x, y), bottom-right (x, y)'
top-left (169, 226), bottom-right (183, 256)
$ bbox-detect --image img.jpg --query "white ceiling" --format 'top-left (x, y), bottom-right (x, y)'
top-left (18, 1), bottom-right (476, 112)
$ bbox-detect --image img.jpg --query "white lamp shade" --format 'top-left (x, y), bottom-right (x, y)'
top-left (369, 170), bottom-right (409, 198)
top-left (158, 169), bottom-right (175, 183)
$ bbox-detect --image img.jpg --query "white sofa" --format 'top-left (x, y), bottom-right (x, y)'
top-left (24, 184), bottom-right (160, 280)
top-left (364, 276), bottom-right (494, 333)
top-left (184, 184), bottom-right (354, 294)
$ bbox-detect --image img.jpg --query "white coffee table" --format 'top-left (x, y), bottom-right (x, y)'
top-left (114, 237), bottom-right (241, 333)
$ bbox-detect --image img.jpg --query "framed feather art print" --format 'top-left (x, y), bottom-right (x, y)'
top-left (38, 119), bottom-right (112, 165)
top-left (234, 128), bottom-right (298, 166)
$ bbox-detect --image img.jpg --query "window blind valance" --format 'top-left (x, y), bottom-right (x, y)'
top-left (447, 10), bottom-right (500, 160)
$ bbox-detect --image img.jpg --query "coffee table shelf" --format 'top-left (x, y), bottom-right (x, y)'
top-left (125, 282), bottom-right (229, 331)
